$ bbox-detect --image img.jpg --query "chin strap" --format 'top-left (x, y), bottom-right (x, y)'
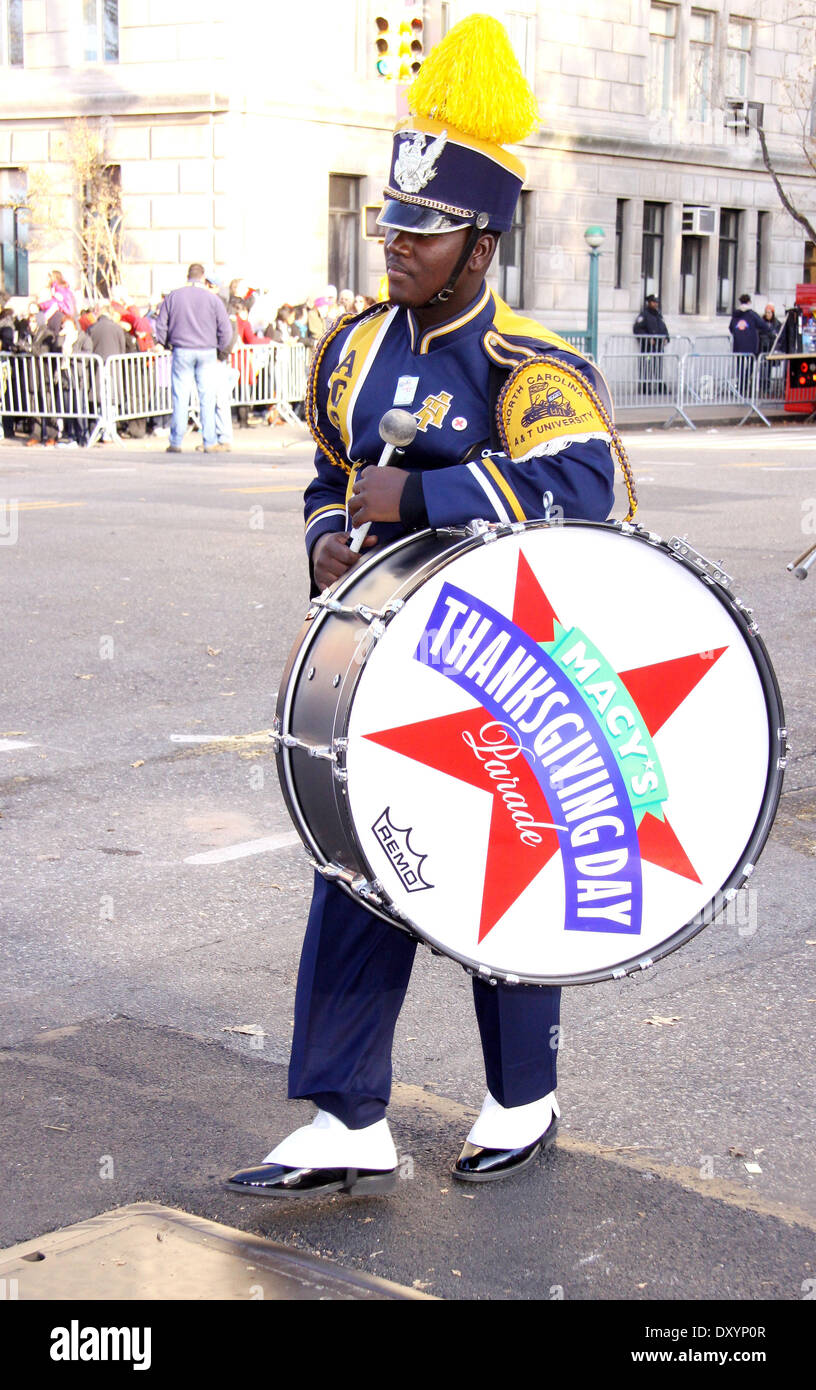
top-left (425, 213), bottom-right (490, 306)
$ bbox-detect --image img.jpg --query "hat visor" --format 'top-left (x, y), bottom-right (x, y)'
top-left (376, 199), bottom-right (471, 236)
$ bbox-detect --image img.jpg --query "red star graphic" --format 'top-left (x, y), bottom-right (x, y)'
top-left (364, 552), bottom-right (726, 941)
top-left (366, 707), bottom-right (560, 943)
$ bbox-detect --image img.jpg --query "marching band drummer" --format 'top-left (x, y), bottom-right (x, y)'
top-left (227, 15), bottom-right (623, 1199)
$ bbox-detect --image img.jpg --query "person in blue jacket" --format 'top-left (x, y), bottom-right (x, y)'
top-left (729, 293), bottom-right (765, 396)
top-left (226, 16), bottom-right (624, 1201)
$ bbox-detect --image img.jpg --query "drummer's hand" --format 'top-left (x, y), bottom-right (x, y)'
top-left (349, 465), bottom-right (408, 526)
top-left (312, 530), bottom-right (377, 591)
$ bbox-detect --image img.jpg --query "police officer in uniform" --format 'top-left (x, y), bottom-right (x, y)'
top-left (226, 15), bottom-right (623, 1199)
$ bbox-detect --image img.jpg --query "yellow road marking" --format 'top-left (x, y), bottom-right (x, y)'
top-left (392, 1083), bottom-right (816, 1232)
top-left (221, 486), bottom-right (302, 494)
top-left (14, 501), bottom-right (86, 511)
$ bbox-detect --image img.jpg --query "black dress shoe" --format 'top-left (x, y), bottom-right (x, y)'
top-left (224, 1162), bottom-right (398, 1199)
top-left (451, 1113), bottom-right (558, 1183)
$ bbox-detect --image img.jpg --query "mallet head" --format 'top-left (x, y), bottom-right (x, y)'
top-left (378, 408), bottom-right (418, 449)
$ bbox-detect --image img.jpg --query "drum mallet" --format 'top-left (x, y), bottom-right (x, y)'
top-left (787, 540), bottom-right (816, 580)
top-left (348, 408), bottom-right (418, 553)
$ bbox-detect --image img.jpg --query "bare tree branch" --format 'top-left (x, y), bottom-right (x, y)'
top-left (757, 120), bottom-right (816, 244)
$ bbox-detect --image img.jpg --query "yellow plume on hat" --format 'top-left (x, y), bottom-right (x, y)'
top-left (406, 13), bottom-right (539, 147)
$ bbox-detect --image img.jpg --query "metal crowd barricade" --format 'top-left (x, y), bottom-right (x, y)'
top-left (599, 350), bottom-right (688, 425)
top-left (601, 333), bottom-right (692, 358)
top-left (273, 342), bottom-right (309, 424)
top-left (690, 334), bottom-right (732, 355)
top-left (0, 351), bottom-right (108, 444)
top-left (106, 350), bottom-right (172, 425)
top-left (561, 329), bottom-right (592, 355)
top-left (99, 343), bottom-right (310, 431)
top-left (230, 343), bottom-right (274, 408)
top-left (228, 343), bottom-right (309, 423)
top-left (681, 353), bottom-right (769, 426)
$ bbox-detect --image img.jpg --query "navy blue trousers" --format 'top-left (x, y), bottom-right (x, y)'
top-left (288, 873), bottom-right (562, 1129)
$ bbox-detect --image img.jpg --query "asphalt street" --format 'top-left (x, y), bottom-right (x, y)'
top-left (1, 417), bottom-right (814, 1306)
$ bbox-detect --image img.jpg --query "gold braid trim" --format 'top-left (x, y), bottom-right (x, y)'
top-left (304, 303), bottom-right (392, 474)
top-left (495, 355), bottom-right (638, 522)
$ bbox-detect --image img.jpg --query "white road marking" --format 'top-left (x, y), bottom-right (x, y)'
top-left (185, 833), bottom-right (300, 864)
top-left (170, 734), bottom-right (228, 743)
top-left (0, 739), bottom-right (37, 751)
top-left (624, 431), bottom-right (816, 451)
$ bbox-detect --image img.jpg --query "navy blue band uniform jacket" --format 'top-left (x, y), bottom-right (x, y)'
top-left (304, 285), bottom-right (616, 574)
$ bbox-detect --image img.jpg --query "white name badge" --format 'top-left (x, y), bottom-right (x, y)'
top-left (394, 375), bottom-right (419, 406)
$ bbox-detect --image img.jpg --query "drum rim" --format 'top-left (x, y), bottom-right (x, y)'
top-left (280, 520), bottom-right (786, 986)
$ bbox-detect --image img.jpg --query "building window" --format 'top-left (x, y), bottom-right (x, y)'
top-left (83, 0), bottom-right (119, 63)
top-left (717, 208), bottom-right (740, 313)
top-left (506, 11), bottom-right (536, 86)
top-left (688, 9), bottom-right (715, 121)
top-left (614, 199), bottom-right (627, 289)
top-left (328, 175), bottom-right (361, 295)
top-left (498, 192), bottom-right (528, 309)
top-left (680, 236), bottom-right (702, 314)
top-left (648, 4), bottom-right (676, 114)
top-left (726, 17), bottom-right (751, 100)
top-left (642, 202), bottom-right (665, 302)
top-left (0, 169), bottom-right (28, 295)
top-left (755, 210), bottom-right (768, 294)
top-left (1, 0), bottom-right (23, 66)
top-left (804, 242), bottom-right (816, 285)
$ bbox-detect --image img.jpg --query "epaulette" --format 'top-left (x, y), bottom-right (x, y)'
top-left (305, 302), bottom-right (392, 473)
top-left (482, 295), bottom-right (586, 369)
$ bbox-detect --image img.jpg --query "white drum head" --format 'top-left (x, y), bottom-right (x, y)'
top-left (344, 524), bottom-right (777, 983)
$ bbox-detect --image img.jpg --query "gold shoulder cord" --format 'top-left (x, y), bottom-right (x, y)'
top-left (495, 354), bottom-right (638, 522)
top-left (304, 303), bottom-right (392, 475)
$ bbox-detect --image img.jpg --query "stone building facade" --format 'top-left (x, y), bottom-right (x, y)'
top-left (0, 0), bottom-right (813, 338)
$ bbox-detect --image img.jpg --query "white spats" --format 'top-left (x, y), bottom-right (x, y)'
top-left (262, 1110), bottom-right (398, 1171)
top-left (466, 1090), bottom-right (560, 1149)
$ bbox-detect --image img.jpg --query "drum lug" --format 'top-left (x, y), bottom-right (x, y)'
top-left (310, 596), bottom-right (405, 624)
top-left (307, 744), bottom-right (337, 762)
top-left (272, 727), bottom-right (339, 761)
top-left (310, 860), bottom-right (383, 906)
top-left (465, 518), bottom-right (498, 543)
top-left (614, 957), bottom-right (655, 979)
top-left (667, 536), bottom-right (733, 589)
top-left (312, 859), bottom-right (343, 881)
top-left (351, 875), bottom-right (384, 905)
top-left (332, 738), bottom-right (349, 784)
top-left (620, 520), bottom-right (662, 545)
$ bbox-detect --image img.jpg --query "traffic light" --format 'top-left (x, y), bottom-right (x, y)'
top-left (374, 14), bottom-right (395, 79)
top-left (375, 8), bottom-right (424, 82)
top-left (409, 13), bottom-right (424, 75)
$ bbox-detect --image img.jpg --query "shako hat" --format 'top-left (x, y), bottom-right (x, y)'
top-left (378, 14), bottom-right (539, 238)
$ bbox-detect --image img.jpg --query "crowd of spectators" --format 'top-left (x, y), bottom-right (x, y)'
top-left (0, 271), bottom-right (378, 448)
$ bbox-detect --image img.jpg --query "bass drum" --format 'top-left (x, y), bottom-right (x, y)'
top-left (273, 520), bottom-right (786, 986)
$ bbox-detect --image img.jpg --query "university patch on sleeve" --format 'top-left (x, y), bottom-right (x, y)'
top-left (496, 355), bottom-right (611, 461)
